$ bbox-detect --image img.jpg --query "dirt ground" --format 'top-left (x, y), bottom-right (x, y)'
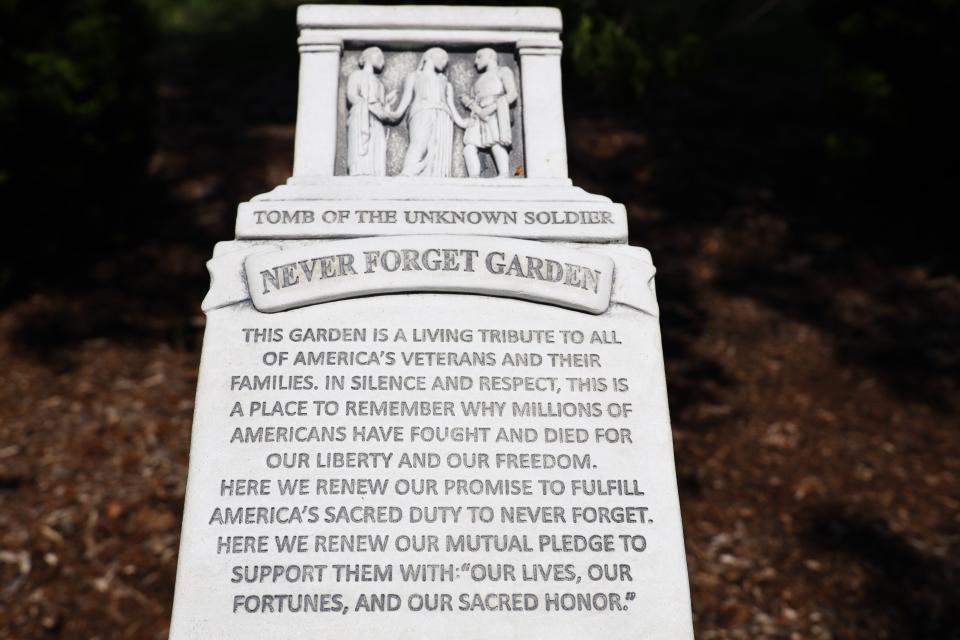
top-left (2, 27), bottom-right (959, 640)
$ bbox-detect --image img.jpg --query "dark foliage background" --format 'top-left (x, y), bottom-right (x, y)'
top-left (1, 1), bottom-right (958, 638)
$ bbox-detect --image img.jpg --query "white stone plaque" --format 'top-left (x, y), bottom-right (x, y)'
top-left (170, 5), bottom-right (694, 640)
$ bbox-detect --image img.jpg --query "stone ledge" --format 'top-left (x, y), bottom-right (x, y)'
top-left (297, 5), bottom-right (562, 33)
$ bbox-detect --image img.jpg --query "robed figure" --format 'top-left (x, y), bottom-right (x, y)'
top-left (460, 48), bottom-right (518, 178)
top-left (388, 47), bottom-right (469, 177)
top-left (346, 47), bottom-right (396, 176)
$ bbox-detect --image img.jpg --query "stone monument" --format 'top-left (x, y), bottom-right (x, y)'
top-left (170, 6), bottom-right (695, 639)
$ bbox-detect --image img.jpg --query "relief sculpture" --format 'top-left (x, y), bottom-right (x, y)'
top-left (344, 47), bottom-right (517, 178)
top-left (389, 47), bottom-right (469, 177)
top-left (461, 48), bottom-right (518, 178)
top-left (345, 47), bottom-right (397, 176)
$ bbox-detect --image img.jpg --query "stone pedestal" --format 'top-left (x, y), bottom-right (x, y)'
top-left (169, 6), bottom-right (695, 640)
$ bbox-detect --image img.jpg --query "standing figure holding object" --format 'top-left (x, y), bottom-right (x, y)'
top-left (389, 47), bottom-right (470, 177)
top-left (460, 48), bottom-right (518, 178)
top-left (346, 47), bottom-right (396, 176)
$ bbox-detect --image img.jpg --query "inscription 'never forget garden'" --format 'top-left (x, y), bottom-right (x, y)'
top-left (169, 5), bottom-right (695, 640)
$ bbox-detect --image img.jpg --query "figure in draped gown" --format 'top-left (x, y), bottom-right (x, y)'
top-left (460, 48), bottom-right (518, 178)
top-left (346, 47), bottom-right (396, 176)
top-left (388, 47), bottom-right (469, 177)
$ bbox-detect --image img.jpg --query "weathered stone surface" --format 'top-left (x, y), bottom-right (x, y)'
top-left (169, 5), bottom-right (694, 640)
top-left (171, 292), bottom-right (692, 640)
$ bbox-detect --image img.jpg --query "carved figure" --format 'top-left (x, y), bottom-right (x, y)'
top-left (389, 47), bottom-right (469, 177)
top-left (345, 47), bottom-right (396, 176)
top-left (460, 48), bottom-right (518, 178)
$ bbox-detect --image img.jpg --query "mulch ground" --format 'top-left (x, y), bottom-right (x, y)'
top-left (2, 55), bottom-right (958, 640)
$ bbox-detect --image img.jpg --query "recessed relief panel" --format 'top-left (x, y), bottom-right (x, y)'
top-left (335, 48), bottom-right (524, 178)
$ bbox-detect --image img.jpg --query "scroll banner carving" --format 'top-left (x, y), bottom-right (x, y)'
top-left (243, 236), bottom-right (614, 314)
